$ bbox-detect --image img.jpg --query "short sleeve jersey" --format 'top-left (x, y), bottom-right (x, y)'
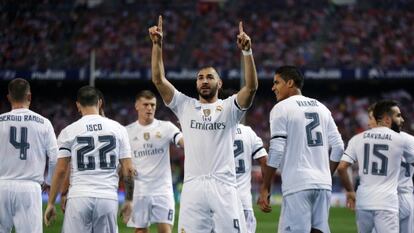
top-left (57, 115), bottom-right (131, 200)
top-left (0, 109), bottom-right (57, 184)
top-left (126, 119), bottom-right (182, 196)
top-left (167, 90), bottom-right (245, 185)
top-left (234, 124), bottom-right (267, 210)
top-left (342, 127), bottom-right (414, 212)
top-left (269, 95), bottom-right (343, 196)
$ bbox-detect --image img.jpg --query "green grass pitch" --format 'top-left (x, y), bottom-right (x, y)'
top-left (41, 204), bottom-right (357, 233)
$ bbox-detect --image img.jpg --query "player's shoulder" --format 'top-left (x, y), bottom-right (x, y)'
top-left (125, 121), bottom-right (137, 130)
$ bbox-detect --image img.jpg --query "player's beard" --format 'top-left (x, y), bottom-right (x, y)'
top-left (197, 84), bottom-right (218, 101)
top-left (391, 120), bottom-right (401, 133)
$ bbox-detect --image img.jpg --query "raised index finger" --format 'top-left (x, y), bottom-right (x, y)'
top-left (158, 15), bottom-right (163, 31)
top-left (239, 21), bottom-right (243, 34)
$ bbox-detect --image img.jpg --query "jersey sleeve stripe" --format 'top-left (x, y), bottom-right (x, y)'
top-left (252, 147), bottom-right (264, 157)
top-left (271, 135), bottom-right (287, 139)
top-left (173, 132), bottom-right (180, 145)
top-left (59, 147), bottom-right (71, 152)
top-left (342, 152), bottom-right (356, 163)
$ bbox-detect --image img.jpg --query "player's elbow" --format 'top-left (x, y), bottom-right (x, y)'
top-left (336, 161), bottom-right (348, 175)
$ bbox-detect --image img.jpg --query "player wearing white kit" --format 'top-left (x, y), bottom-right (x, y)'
top-left (126, 90), bottom-right (184, 233)
top-left (44, 86), bottom-right (136, 233)
top-left (258, 66), bottom-right (344, 233)
top-left (338, 100), bottom-right (414, 233)
top-left (398, 132), bottom-right (414, 233)
top-left (234, 124), bottom-right (267, 233)
top-left (0, 78), bottom-right (58, 233)
top-left (368, 104), bottom-right (414, 233)
top-left (149, 16), bottom-right (258, 233)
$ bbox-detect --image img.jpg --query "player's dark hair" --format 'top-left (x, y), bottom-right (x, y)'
top-left (77, 86), bottom-right (99, 106)
top-left (367, 103), bottom-right (376, 114)
top-left (275, 66), bottom-right (304, 89)
top-left (373, 100), bottom-right (398, 121)
top-left (135, 90), bottom-right (156, 101)
top-left (8, 78), bottom-right (31, 102)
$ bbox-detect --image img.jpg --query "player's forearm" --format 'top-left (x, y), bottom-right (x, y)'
top-left (242, 53), bottom-right (258, 93)
top-left (237, 54), bottom-right (258, 108)
top-left (262, 165), bottom-right (276, 191)
top-left (151, 44), bottom-right (165, 86)
top-left (123, 175), bottom-right (134, 201)
top-left (48, 161), bottom-right (67, 205)
top-left (337, 162), bottom-right (354, 192)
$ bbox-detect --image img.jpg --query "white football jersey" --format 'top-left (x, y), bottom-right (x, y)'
top-left (167, 90), bottom-right (244, 185)
top-left (398, 132), bottom-right (414, 194)
top-left (0, 109), bottom-right (57, 184)
top-left (57, 115), bottom-right (131, 200)
top-left (342, 127), bottom-right (414, 212)
top-left (126, 119), bottom-right (182, 196)
top-left (234, 124), bottom-right (267, 210)
top-left (269, 95), bottom-right (343, 196)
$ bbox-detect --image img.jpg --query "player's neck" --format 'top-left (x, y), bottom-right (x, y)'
top-left (80, 106), bottom-right (99, 116)
top-left (11, 102), bottom-right (29, 110)
top-left (138, 118), bottom-right (154, 126)
top-left (199, 96), bottom-right (218, 104)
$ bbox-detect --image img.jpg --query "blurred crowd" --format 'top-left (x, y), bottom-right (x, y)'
top-left (1, 0), bottom-right (414, 71)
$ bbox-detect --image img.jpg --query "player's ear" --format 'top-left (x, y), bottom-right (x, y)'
top-left (286, 79), bottom-right (295, 88)
top-left (76, 101), bottom-right (81, 113)
top-left (97, 99), bottom-right (102, 110)
top-left (27, 93), bottom-right (32, 103)
top-left (6, 94), bottom-right (11, 103)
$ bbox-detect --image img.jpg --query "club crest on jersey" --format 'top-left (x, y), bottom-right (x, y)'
top-left (143, 132), bottom-right (150, 141)
top-left (202, 109), bottom-right (212, 121)
top-left (156, 131), bottom-right (162, 138)
top-left (216, 105), bottom-right (223, 112)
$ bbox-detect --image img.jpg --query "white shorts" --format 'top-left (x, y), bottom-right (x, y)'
top-left (399, 193), bottom-right (414, 233)
top-left (243, 210), bottom-right (256, 233)
top-left (0, 180), bottom-right (42, 233)
top-left (357, 209), bottom-right (398, 233)
top-left (178, 178), bottom-right (247, 233)
top-left (63, 197), bottom-right (118, 233)
top-left (127, 194), bottom-right (175, 228)
top-left (280, 189), bottom-right (331, 233)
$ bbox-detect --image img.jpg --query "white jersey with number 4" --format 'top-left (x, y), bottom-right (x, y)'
top-left (126, 119), bottom-right (182, 196)
top-left (398, 132), bottom-right (414, 194)
top-left (234, 124), bottom-right (267, 210)
top-left (269, 95), bottom-right (343, 196)
top-left (167, 90), bottom-right (244, 186)
top-left (0, 109), bottom-right (57, 184)
top-left (342, 127), bottom-right (414, 212)
top-left (57, 115), bottom-right (131, 201)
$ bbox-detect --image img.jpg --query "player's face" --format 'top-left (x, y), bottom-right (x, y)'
top-left (272, 74), bottom-right (289, 101)
top-left (367, 111), bottom-right (377, 129)
top-left (390, 106), bottom-right (404, 132)
top-left (196, 68), bottom-right (222, 101)
top-left (135, 97), bottom-right (156, 121)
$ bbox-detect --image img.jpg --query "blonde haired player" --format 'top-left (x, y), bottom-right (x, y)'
top-left (126, 90), bottom-right (183, 233)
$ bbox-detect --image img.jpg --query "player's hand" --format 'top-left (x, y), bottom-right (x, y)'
top-left (41, 182), bottom-right (50, 193)
top-left (149, 15), bottom-right (163, 45)
top-left (60, 194), bottom-right (67, 213)
top-left (257, 186), bottom-right (272, 213)
top-left (44, 204), bottom-right (57, 226)
top-left (120, 200), bottom-right (133, 224)
top-left (345, 191), bottom-right (356, 211)
top-left (237, 21), bottom-right (251, 51)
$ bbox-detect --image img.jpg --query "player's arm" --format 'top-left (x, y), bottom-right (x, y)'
top-left (60, 168), bottom-right (70, 213)
top-left (119, 158), bottom-right (135, 223)
top-left (327, 115), bottom-right (345, 175)
top-left (150, 15), bottom-right (176, 105)
top-left (337, 160), bottom-right (355, 210)
top-left (44, 157), bottom-right (70, 226)
top-left (236, 21), bottom-right (258, 109)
